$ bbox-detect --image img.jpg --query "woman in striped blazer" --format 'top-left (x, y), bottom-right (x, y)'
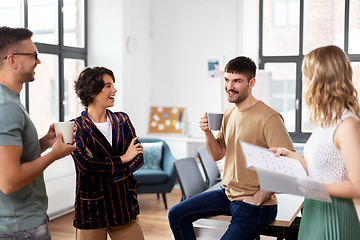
top-left (70, 67), bottom-right (145, 240)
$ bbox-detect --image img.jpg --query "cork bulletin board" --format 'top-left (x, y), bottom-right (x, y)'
top-left (149, 107), bottom-right (185, 134)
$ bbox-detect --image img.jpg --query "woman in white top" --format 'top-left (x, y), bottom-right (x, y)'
top-left (273, 45), bottom-right (360, 239)
top-left (70, 67), bottom-right (145, 240)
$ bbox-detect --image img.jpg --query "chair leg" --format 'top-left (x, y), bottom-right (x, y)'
top-left (161, 193), bottom-right (168, 209)
top-left (157, 193), bottom-right (160, 199)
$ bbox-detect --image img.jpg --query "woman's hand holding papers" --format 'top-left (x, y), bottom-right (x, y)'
top-left (270, 147), bottom-right (308, 174)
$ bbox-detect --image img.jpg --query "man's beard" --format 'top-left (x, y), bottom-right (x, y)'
top-left (227, 85), bottom-right (250, 104)
top-left (20, 66), bottom-right (36, 82)
top-left (24, 72), bottom-right (35, 82)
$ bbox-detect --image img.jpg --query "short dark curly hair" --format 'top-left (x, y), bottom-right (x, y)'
top-left (224, 56), bottom-right (257, 81)
top-left (74, 66), bottom-right (115, 107)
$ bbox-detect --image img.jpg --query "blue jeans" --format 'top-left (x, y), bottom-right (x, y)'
top-left (0, 218), bottom-right (51, 240)
top-left (168, 188), bottom-right (277, 240)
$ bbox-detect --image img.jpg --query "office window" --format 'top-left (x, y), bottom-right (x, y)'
top-left (0, 0), bottom-right (87, 137)
top-left (63, 0), bottom-right (85, 48)
top-left (273, 0), bottom-right (299, 27)
top-left (349, 0), bottom-right (360, 54)
top-left (263, 0), bottom-right (300, 56)
top-left (28, 0), bottom-right (58, 45)
top-left (264, 63), bottom-right (296, 132)
top-left (0, 1), bottom-right (23, 27)
top-left (301, 87), bottom-right (315, 132)
top-left (64, 58), bottom-right (85, 121)
top-left (260, 0), bottom-right (360, 142)
top-left (29, 54), bottom-right (59, 135)
top-left (303, 0), bottom-right (344, 54)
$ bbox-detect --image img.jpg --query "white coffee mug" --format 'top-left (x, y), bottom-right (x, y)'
top-left (54, 122), bottom-right (75, 144)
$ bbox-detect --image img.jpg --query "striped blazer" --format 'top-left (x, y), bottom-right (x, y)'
top-left (70, 110), bottom-right (144, 229)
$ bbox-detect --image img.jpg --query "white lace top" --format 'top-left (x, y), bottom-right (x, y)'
top-left (303, 110), bottom-right (358, 184)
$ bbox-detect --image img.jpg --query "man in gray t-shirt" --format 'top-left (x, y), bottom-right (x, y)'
top-left (0, 27), bottom-right (76, 239)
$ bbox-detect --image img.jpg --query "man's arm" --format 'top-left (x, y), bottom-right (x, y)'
top-left (233, 189), bottom-right (274, 206)
top-left (39, 123), bottom-right (76, 153)
top-left (199, 112), bottom-right (226, 160)
top-left (0, 133), bottom-right (76, 194)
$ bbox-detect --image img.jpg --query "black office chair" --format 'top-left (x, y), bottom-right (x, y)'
top-left (174, 157), bottom-right (207, 201)
top-left (197, 147), bottom-right (221, 189)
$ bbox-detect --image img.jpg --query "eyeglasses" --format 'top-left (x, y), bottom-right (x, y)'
top-left (4, 51), bottom-right (39, 61)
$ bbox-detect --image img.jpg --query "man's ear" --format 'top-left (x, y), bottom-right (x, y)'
top-left (249, 78), bottom-right (256, 88)
top-left (5, 55), bottom-right (18, 69)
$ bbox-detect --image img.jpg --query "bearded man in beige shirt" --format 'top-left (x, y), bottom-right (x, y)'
top-left (168, 56), bottom-right (294, 240)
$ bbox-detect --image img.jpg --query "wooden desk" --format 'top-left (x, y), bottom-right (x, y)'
top-left (194, 182), bottom-right (304, 240)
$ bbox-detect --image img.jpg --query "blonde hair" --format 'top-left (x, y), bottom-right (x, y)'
top-left (302, 45), bottom-right (360, 127)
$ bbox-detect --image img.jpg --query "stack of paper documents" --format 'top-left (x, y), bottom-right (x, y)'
top-left (240, 141), bottom-right (331, 202)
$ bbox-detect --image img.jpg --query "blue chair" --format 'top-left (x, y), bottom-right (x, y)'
top-left (133, 138), bottom-right (177, 209)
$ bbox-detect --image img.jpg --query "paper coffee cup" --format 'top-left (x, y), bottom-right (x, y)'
top-left (207, 113), bottom-right (223, 130)
top-left (54, 122), bottom-right (75, 144)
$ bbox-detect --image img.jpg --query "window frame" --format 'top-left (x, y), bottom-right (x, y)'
top-left (259, 0), bottom-right (358, 143)
top-left (22, 0), bottom-right (87, 122)
top-left (272, 0), bottom-right (299, 28)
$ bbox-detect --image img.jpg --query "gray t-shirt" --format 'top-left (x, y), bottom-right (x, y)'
top-left (0, 83), bottom-right (48, 232)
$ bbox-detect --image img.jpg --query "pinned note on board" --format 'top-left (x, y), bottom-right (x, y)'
top-left (148, 107), bottom-right (185, 134)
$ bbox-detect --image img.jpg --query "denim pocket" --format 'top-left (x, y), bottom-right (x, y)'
top-left (0, 218), bottom-right (51, 240)
top-left (230, 201), bottom-right (262, 219)
top-left (28, 220), bottom-right (51, 240)
top-left (0, 232), bottom-right (11, 239)
top-left (230, 201), bottom-right (277, 227)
